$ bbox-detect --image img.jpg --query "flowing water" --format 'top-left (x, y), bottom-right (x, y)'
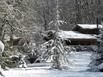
top-left (3, 51), bottom-right (103, 77)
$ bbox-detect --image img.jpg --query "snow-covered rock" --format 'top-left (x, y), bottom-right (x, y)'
top-left (0, 41), bottom-right (4, 53)
top-left (98, 63), bottom-right (103, 71)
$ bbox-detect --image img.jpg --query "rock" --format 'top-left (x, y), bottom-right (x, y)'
top-left (88, 66), bottom-right (99, 72)
top-left (26, 50), bottom-right (40, 63)
top-left (42, 30), bottom-right (55, 41)
top-left (98, 63), bottom-right (103, 72)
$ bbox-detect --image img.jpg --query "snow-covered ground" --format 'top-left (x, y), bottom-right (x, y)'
top-left (2, 51), bottom-right (103, 77)
top-left (68, 51), bottom-right (92, 71)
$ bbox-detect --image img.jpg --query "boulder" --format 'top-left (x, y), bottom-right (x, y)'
top-left (98, 63), bottom-right (103, 72)
top-left (0, 41), bottom-right (4, 53)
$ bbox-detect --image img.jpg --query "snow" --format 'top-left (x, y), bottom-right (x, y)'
top-left (2, 51), bottom-right (103, 77)
top-left (3, 70), bottom-right (103, 77)
top-left (57, 31), bottom-right (96, 40)
top-left (0, 41), bottom-right (4, 53)
top-left (67, 51), bottom-right (92, 71)
top-left (77, 24), bottom-right (103, 29)
top-left (49, 20), bottom-right (66, 26)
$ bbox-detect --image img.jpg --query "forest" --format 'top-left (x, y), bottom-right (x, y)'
top-left (0, 0), bottom-right (103, 77)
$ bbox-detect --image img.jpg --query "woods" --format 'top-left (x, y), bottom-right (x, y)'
top-left (1, 0), bottom-right (103, 38)
top-left (1, 0), bottom-right (103, 77)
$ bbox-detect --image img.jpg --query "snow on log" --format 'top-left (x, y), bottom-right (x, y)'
top-left (57, 31), bottom-right (96, 40)
top-left (77, 24), bottom-right (103, 29)
top-left (57, 31), bottom-right (97, 45)
top-left (73, 24), bottom-right (103, 34)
